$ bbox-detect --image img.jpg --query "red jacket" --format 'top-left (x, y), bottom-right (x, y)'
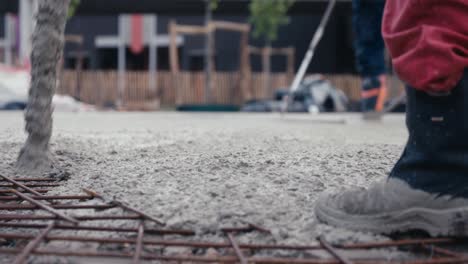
top-left (382, 0), bottom-right (468, 92)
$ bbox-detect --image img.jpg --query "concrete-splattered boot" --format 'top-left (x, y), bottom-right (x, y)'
top-left (315, 72), bottom-right (468, 236)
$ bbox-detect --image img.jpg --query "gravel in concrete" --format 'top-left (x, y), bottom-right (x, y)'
top-left (0, 112), bottom-right (411, 261)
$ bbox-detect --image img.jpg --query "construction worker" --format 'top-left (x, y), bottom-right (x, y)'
top-left (352, 0), bottom-right (387, 112)
top-left (316, 0), bottom-right (468, 236)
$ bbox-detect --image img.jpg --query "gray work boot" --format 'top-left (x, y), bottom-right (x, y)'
top-left (315, 178), bottom-right (468, 236)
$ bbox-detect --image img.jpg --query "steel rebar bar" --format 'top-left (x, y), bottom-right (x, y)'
top-left (227, 233), bottom-right (248, 264)
top-left (1, 174), bottom-right (466, 264)
top-left (420, 244), bottom-right (463, 258)
top-left (0, 227), bottom-right (462, 253)
top-left (10, 190), bottom-right (79, 224)
top-left (0, 178), bottom-right (57, 182)
top-left (82, 188), bottom-right (165, 225)
top-left (0, 183), bottom-right (60, 188)
top-left (0, 175), bottom-right (45, 196)
top-left (132, 223), bottom-right (144, 264)
top-left (0, 194), bottom-right (93, 201)
top-left (12, 222), bottom-right (55, 264)
top-left (338, 238), bottom-right (460, 250)
top-left (319, 236), bottom-right (352, 264)
top-left (243, 221), bottom-right (271, 234)
top-left (0, 214), bottom-right (139, 221)
top-left (2, 247), bottom-right (466, 264)
top-left (1, 232), bottom-right (459, 254)
top-left (0, 189), bottom-right (49, 195)
top-left (0, 222), bottom-right (195, 235)
top-left (0, 203), bottom-right (115, 211)
top-left (0, 248), bottom-right (399, 264)
top-left (221, 223), bottom-right (270, 234)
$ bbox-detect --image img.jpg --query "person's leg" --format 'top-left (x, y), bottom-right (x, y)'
top-left (316, 0), bottom-right (468, 236)
top-left (352, 0), bottom-right (387, 112)
top-left (390, 77), bottom-right (468, 198)
top-left (315, 74), bottom-right (468, 236)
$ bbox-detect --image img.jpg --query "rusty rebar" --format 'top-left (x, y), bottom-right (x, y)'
top-left (404, 258), bottom-right (468, 264)
top-left (318, 236), bottom-right (352, 264)
top-left (12, 222), bottom-right (55, 264)
top-left (5, 232), bottom-right (460, 252)
top-left (0, 183), bottom-right (60, 188)
top-left (0, 222), bottom-right (195, 235)
top-left (10, 190), bottom-right (79, 224)
top-left (227, 233), bottom-right (248, 264)
top-left (1, 174), bottom-right (467, 264)
top-left (0, 232), bottom-right (225, 247)
top-left (0, 178), bottom-right (57, 182)
top-left (221, 223), bottom-right (271, 234)
top-left (244, 221), bottom-right (272, 234)
top-left (0, 248), bottom-right (385, 264)
top-left (0, 175), bottom-right (45, 196)
top-left (132, 223), bottom-right (144, 264)
top-left (82, 188), bottom-right (165, 225)
top-left (0, 214), bottom-right (139, 221)
top-left (0, 231), bottom-right (434, 255)
top-left (221, 226), bottom-right (255, 233)
top-left (0, 232), bottom-right (316, 249)
top-left (0, 189), bottom-right (49, 195)
top-left (338, 238), bottom-right (459, 250)
top-left (0, 203), bottom-right (116, 211)
top-left (118, 202), bottom-right (165, 225)
top-left (3, 247), bottom-right (467, 264)
top-left (420, 244), bottom-right (462, 258)
top-left (0, 194), bottom-right (93, 201)
top-left (0, 228), bottom-right (462, 253)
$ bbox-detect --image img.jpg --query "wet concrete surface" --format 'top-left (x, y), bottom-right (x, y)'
top-left (0, 111), bottom-right (412, 261)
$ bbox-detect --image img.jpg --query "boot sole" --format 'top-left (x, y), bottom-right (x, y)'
top-left (315, 198), bottom-right (468, 237)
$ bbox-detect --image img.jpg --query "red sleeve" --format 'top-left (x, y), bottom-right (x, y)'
top-left (382, 0), bottom-right (468, 93)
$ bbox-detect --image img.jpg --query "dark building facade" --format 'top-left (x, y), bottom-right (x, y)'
top-left (2, 0), bottom-right (357, 74)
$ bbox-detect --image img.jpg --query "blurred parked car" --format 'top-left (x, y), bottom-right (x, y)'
top-left (0, 64), bottom-right (29, 110)
top-left (242, 75), bottom-right (349, 113)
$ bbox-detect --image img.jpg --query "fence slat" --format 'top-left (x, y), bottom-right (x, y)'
top-left (58, 70), bottom-right (367, 108)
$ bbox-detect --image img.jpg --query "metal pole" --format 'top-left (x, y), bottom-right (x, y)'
top-left (288, 0), bottom-right (336, 94)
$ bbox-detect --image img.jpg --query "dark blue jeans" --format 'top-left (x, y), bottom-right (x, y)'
top-left (390, 71), bottom-right (468, 198)
top-left (352, 0), bottom-right (386, 77)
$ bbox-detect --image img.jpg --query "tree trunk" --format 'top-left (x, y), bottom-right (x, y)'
top-left (17, 0), bottom-right (70, 173)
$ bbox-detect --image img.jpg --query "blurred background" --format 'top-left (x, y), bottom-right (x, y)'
top-left (0, 0), bottom-right (403, 113)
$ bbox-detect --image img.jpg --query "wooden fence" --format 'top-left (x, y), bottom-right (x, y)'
top-left (58, 70), bottom-right (378, 109)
